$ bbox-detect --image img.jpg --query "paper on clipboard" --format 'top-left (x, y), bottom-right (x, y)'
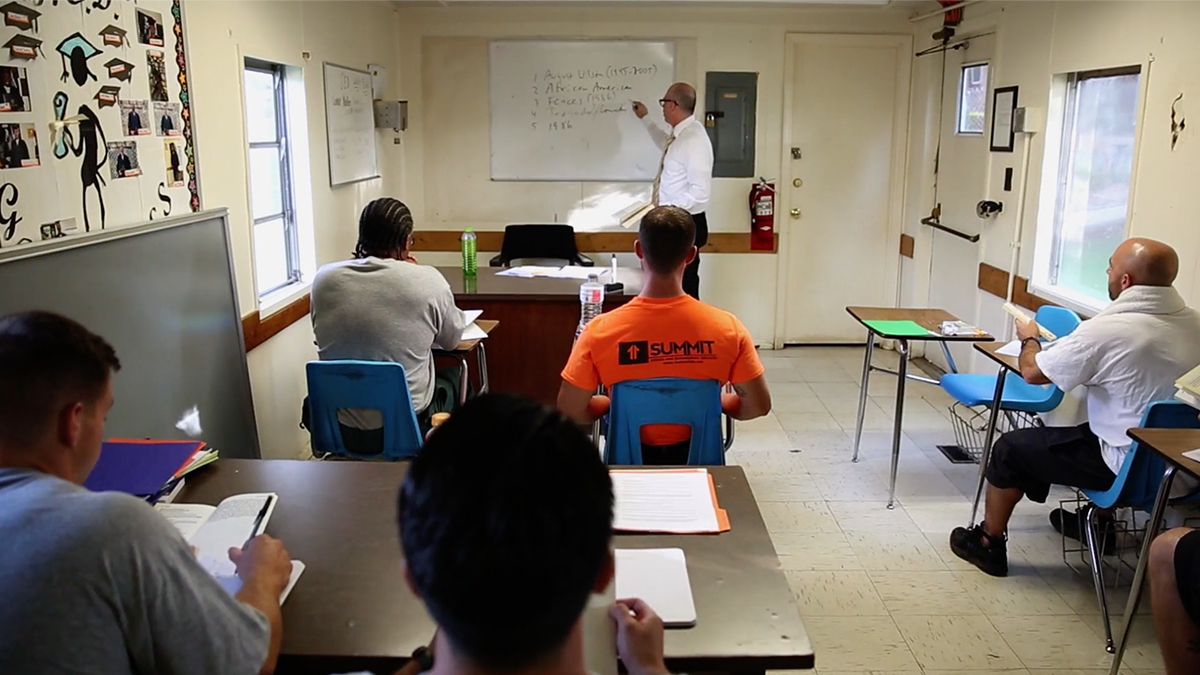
top-left (610, 469), bottom-right (730, 534)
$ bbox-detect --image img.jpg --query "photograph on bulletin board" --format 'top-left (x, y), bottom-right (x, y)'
top-left (120, 100), bottom-right (152, 136)
top-left (107, 141), bottom-right (141, 180)
top-left (154, 101), bottom-right (180, 136)
top-left (164, 139), bottom-right (184, 187)
top-left (0, 123), bottom-right (38, 168)
top-left (0, 65), bottom-right (30, 112)
top-left (136, 7), bottom-right (164, 47)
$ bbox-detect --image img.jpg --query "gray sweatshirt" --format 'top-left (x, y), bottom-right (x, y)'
top-left (311, 257), bottom-right (467, 426)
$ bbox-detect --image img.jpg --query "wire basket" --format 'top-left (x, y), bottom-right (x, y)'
top-left (1059, 492), bottom-right (1146, 586)
top-left (946, 402), bottom-right (1041, 463)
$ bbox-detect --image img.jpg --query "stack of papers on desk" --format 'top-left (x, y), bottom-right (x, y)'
top-left (610, 468), bottom-right (730, 534)
top-left (1176, 363), bottom-right (1200, 409)
top-left (496, 265), bottom-right (612, 280)
top-left (84, 439), bottom-right (216, 502)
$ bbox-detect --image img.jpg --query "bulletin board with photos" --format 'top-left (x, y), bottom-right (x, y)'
top-left (0, 0), bottom-right (197, 248)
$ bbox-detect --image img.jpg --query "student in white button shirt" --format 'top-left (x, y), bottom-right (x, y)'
top-left (632, 82), bottom-right (713, 300)
top-left (950, 238), bottom-right (1200, 578)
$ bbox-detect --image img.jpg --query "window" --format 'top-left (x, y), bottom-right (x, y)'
top-left (956, 63), bottom-right (988, 134)
top-left (1034, 67), bottom-right (1141, 308)
top-left (244, 59), bottom-right (301, 298)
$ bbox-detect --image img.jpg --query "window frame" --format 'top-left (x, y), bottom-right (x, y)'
top-left (244, 57), bottom-right (302, 298)
top-left (955, 61), bottom-right (989, 136)
top-left (1031, 64), bottom-right (1143, 314)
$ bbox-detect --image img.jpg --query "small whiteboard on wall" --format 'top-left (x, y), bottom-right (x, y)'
top-left (323, 63), bottom-right (380, 186)
top-left (489, 40), bottom-right (676, 181)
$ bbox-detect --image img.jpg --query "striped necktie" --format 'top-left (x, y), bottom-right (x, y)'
top-left (650, 132), bottom-right (676, 206)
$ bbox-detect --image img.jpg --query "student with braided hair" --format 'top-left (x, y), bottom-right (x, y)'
top-left (311, 198), bottom-right (468, 454)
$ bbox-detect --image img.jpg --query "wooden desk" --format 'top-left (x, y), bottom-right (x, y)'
top-left (1109, 428), bottom-right (1200, 674)
top-left (844, 307), bottom-right (993, 508)
top-left (440, 267), bottom-right (641, 404)
top-left (435, 319), bottom-right (499, 400)
top-left (180, 460), bottom-right (812, 675)
top-left (966, 341), bottom-right (1021, 526)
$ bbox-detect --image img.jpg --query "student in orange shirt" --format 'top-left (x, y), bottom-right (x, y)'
top-left (558, 206), bottom-right (772, 464)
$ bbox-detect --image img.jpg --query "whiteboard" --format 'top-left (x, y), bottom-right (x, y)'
top-left (489, 40), bottom-right (675, 181)
top-left (323, 63), bottom-right (380, 186)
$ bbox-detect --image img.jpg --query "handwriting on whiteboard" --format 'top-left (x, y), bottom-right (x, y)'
top-left (526, 64), bottom-right (659, 131)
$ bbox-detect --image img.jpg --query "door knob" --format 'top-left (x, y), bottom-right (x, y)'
top-left (790, 208), bottom-right (801, 219)
top-left (793, 178), bottom-right (803, 188)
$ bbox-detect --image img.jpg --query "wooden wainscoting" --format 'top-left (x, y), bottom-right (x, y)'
top-left (977, 262), bottom-right (1058, 312)
top-left (899, 234), bottom-right (914, 259)
top-left (410, 231), bottom-right (776, 254)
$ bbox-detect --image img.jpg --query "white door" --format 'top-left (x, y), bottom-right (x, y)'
top-left (925, 35), bottom-right (995, 370)
top-left (779, 34), bottom-right (912, 344)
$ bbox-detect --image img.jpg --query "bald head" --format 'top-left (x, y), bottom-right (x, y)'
top-left (661, 82), bottom-right (697, 126)
top-left (1107, 237), bottom-right (1179, 300)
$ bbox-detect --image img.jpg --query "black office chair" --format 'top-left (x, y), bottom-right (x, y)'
top-left (488, 224), bottom-right (594, 268)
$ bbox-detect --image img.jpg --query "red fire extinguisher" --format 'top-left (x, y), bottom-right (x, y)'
top-left (749, 178), bottom-right (775, 252)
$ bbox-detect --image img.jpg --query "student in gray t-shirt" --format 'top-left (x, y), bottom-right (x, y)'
top-left (0, 312), bottom-right (294, 675)
top-left (311, 198), bottom-right (468, 452)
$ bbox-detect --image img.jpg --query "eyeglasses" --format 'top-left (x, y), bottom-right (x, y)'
top-left (658, 98), bottom-right (677, 107)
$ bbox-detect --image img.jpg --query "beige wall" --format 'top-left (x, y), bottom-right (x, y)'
top-left (186, 0), bottom-right (402, 458)
top-left (395, 4), bottom-right (912, 344)
top-left (900, 1), bottom-right (1200, 372)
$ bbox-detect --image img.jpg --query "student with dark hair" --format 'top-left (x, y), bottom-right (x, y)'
top-left (398, 393), bottom-right (670, 675)
top-left (0, 312), bottom-right (293, 674)
top-left (557, 206), bottom-right (771, 464)
top-left (310, 198), bottom-right (468, 453)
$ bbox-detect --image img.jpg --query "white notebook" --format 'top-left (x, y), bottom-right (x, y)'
top-left (615, 548), bottom-right (697, 627)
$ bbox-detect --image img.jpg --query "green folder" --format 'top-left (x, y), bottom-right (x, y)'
top-left (861, 319), bottom-right (937, 338)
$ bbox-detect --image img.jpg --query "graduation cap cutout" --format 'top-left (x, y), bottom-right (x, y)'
top-left (56, 32), bottom-right (102, 86)
top-left (94, 85), bottom-right (120, 108)
top-left (98, 24), bottom-right (126, 47)
top-left (0, 2), bottom-right (40, 32)
top-left (104, 57), bottom-right (133, 82)
top-left (3, 34), bottom-right (41, 60)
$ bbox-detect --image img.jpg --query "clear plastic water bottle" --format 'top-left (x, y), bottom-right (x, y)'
top-left (575, 274), bottom-right (604, 341)
top-left (461, 228), bottom-right (477, 277)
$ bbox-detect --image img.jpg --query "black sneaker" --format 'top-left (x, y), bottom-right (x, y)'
top-left (1050, 507), bottom-right (1117, 555)
top-left (950, 524), bottom-right (1008, 577)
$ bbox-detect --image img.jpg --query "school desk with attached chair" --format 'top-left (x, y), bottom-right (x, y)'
top-left (845, 306), bottom-right (994, 508)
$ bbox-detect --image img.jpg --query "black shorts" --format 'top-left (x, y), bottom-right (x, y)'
top-left (985, 423), bottom-right (1116, 503)
top-left (1175, 530), bottom-right (1200, 626)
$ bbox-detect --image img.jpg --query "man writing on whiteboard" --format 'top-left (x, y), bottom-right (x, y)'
top-left (632, 82), bottom-right (713, 300)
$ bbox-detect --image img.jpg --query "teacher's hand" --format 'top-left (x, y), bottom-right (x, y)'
top-left (631, 101), bottom-right (648, 119)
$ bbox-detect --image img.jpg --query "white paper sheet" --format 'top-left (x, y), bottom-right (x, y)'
top-left (217, 561), bottom-right (306, 605)
top-left (495, 265), bottom-right (610, 280)
top-left (996, 340), bottom-right (1022, 357)
top-left (615, 548), bottom-right (696, 626)
top-left (462, 309), bottom-right (483, 324)
top-left (1182, 448), bottom-right (1200, 464)
top-left (610, 470), bottom-right (720, 534)
top-left (460, 323), bottom-right (489, 341)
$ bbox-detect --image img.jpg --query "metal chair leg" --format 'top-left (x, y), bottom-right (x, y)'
top-left (1082, 504), bottom-right (1116, 653)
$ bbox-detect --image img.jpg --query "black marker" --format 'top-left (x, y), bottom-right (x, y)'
top-left (244, 495), bottom-right (274, 549)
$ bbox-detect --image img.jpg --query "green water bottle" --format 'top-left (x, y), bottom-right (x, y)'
top-left (461, 228), bottom-right (477, 276)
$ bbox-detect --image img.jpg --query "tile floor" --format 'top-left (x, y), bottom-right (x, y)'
top-left (733, 346), bottom-right (1165, 675)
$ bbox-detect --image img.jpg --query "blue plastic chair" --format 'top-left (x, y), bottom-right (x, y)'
top-left (940, 305), bottom-right (1083, 413)
top-left (305, 360), bottom-right (423, 460)
top-left (1079, 400), bottom-right (1200, 652)
top-left (605, 378), bottom-right (729, 466)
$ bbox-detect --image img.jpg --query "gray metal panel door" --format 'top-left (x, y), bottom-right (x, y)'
top-left (705, 72), bottom-right (758, 177)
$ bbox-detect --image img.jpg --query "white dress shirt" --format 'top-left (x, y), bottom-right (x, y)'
top-left (642, 114), bottom-right (713, 215)
top-left (1035, 285), bottom-right (1200, 473)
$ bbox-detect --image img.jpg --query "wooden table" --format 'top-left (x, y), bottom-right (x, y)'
top-left (440, 267), bottom-right (641, 405)
top-left (966, 341), bottom-right (1021, 526)
top-left (844, 307), bottom-right (993, 508)
top-left (181, 460), bottom-right (813, 675)
top-left (1108, 429), bottom-right (1200, 674)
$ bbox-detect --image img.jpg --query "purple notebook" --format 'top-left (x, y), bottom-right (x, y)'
top-left (83, 440), bottom-right (202, 496)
